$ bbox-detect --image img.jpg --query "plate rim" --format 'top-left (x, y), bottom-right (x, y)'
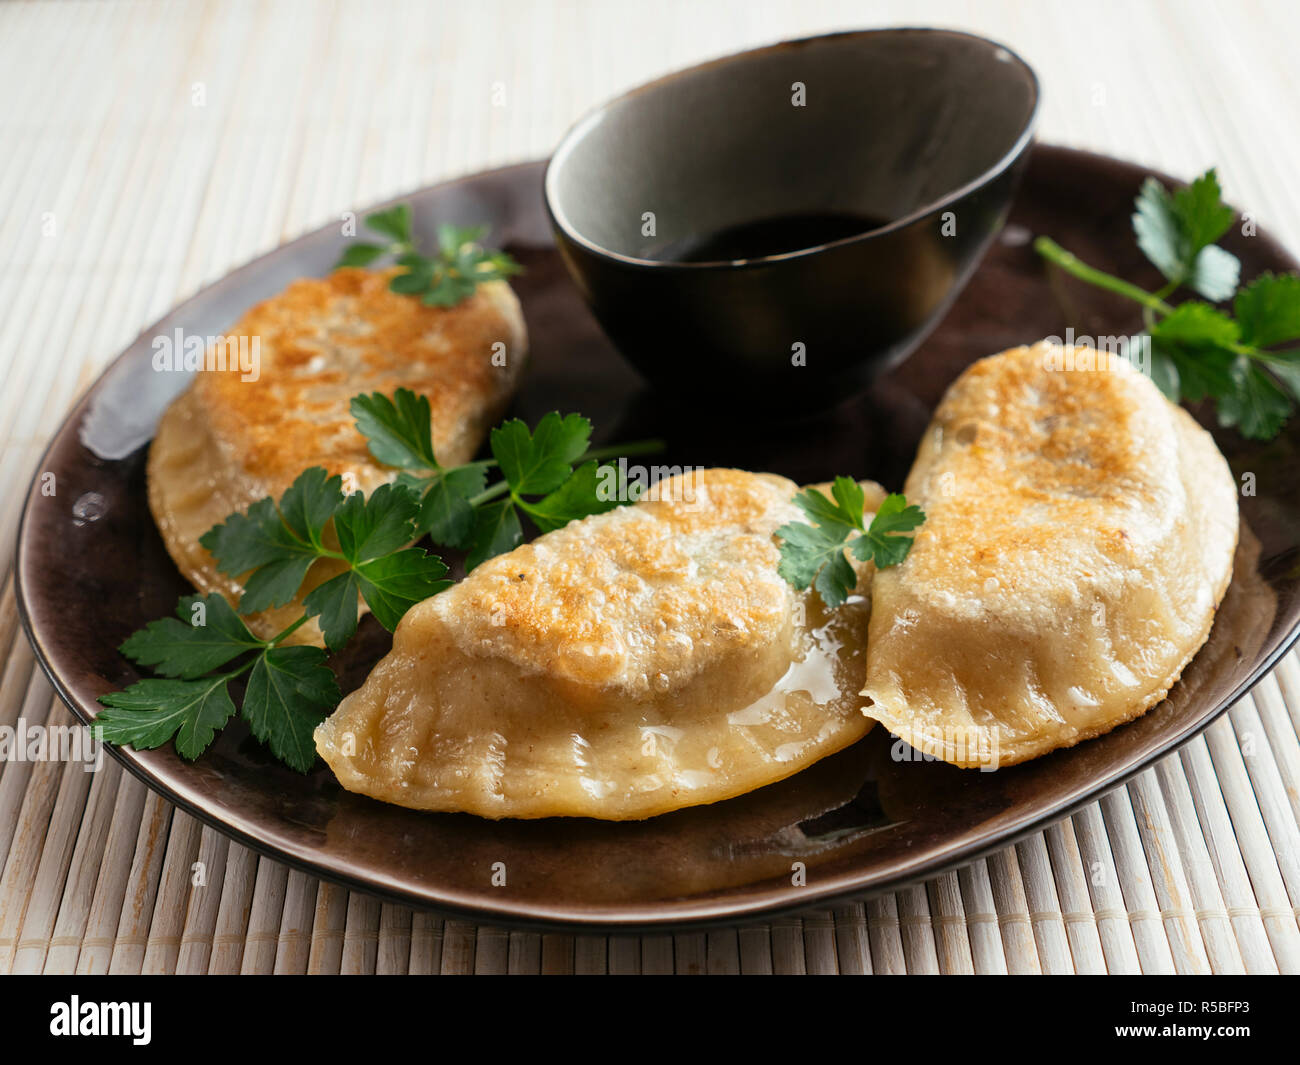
top-left (15, 146), bottom-right (1300, 932)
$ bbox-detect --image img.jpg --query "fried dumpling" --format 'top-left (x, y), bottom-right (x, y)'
top-left (861, 342), bottom-right (1238, 768)
top-left (316, 469), bottom-right (885, 820)
top-left (147, 267), bottom-right (526, 644)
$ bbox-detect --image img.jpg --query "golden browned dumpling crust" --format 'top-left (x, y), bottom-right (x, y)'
top-left (861, 342), bottom-right (1238, 768)
top-left (316, 469), bottom-right (885, 820)
top-left (147, 268), bottom-right (527, 643)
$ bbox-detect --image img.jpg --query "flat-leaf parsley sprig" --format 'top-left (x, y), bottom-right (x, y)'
top-left (199, 468), bottom-right (452, 650)
top-left (350, 388), bottom-right (664, 569)
top-left (98, 391), bottom-right (664, 770)
top-left (99, 468), bottom-right (452, 770)
top-left (96, 594), bottom-right (340, 772)
top-left (334, 204), bottom-right (522, 307)
top-left (1034, 169), bottom-right (1300, 440)
top-left (776, 477), bottom-right (926, 608)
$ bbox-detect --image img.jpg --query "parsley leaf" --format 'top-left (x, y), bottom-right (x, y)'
top-left (777, 484), bottom-right (926, 608)
top-left (465, 499), bottom-right (524, 572)
top-left (301, 483), bottom-right (450, 648)
top-left (203, 463), bottom-right (448, 648)
top-left (1185, 246), bottom-right (1241, 305)
top-left (365, 204), bottom-right (413, 245)
top-left (199, 495), bottom-right (314, 611)
top-left (335, 243), bottom-right (386, 268)
top-left (300, 571), bottom-right (362, 652)
top-left (333, 482), bottom-right (420, 560)
top-left (96, 676), bottom-right (237, 760)
top-left (491, 413), bottom-right (593, 496)
top-left (1235, 273), bottom-right (1300, 349)
top-left (351, 390), bottom-right (438, 470)
top-left (1148, 300), bottom-right (1240, 348)
top-left (353, 387), bottom-right (491, 547)
top-left (1133, 170), bottom-right (1240, 300)
top-left (118, 594), bottom-right (265, 679)
top-left (518, 460), bottom-right (622, 533)
top-left (1147, 303), bottom-right (1240, 404)
top-left (353, 552), bottom-right (451, 630)
top-left (794, 476), bottom-right (867, 534)
top-left (1037, 168), bottom-right (1300, 440)
top-left (1147, 345), bottom-right (1182, 402)
top-left (1217, 360), bottom-right (1292, 440)
top-left (351, 391), bottom-right (656, 565)
top-left (199, 468), bottom-right (343, 613)
top-left (851, 493), bottom-right (928, 569)
top-left (410, 464), bottom-right (487, 547)
top-left (99, 601), bottom-right (343, 770)
top-left (1265, 355), bottom-right (1300, 402)
top-left (430, 225), bottom-right (522, 305)
top-left (463, 412), bottom-right (615, 567)
top-left (776, 520), bottom-right (859, 609)
top-left (333, 207), bottom-right (521, 309)
top-left (279, 467), bottom-right (346, 549)
top-left (244, 646), bottom-right (340, 773)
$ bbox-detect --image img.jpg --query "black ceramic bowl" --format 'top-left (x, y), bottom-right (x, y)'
top-left (545, 28), bottom-right (1039, 405)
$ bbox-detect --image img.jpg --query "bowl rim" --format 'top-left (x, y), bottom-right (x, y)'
top-left (543, 27), bottom-right (1042, 271)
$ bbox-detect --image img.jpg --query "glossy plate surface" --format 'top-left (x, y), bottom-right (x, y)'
top-left (16, 146), bottom-right (1300, 930)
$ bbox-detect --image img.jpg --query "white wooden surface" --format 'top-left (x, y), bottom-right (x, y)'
top-left (0, 0), bottom-right (1297, 974)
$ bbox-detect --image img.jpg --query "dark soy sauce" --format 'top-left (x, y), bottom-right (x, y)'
top-left (646, 210), bottom-right (891, 263)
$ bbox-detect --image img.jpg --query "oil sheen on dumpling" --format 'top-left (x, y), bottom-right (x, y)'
top-left (147, 267), bottom-right (526, 644)
top-left (316, 469), bottom-right (885, 820)
top-left (861, 342), bottom-right (1238, 768)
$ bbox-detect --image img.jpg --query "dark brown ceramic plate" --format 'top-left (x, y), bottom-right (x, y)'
top-left (16, 146), bottom-right (1300, 931)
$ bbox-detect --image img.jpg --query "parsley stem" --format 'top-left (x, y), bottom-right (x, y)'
top-left (1152, 279), bottom-right (1180, 302)
top-left (212, 657), bottom-right (258, 684)
top-left (270, 614), bottom-right (312, 645)
top-left (1035, 238), bottom-right (1283, 368)
top-left (1034, 237), bottom-right (1174, 316)
top-left (468, 480), bottom-right (511, 507)
top-left (578, 439), bottom-right (665, 463)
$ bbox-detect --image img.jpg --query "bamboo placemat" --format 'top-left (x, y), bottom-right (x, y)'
top-left (1, 0), bottom-right (1298, 974)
